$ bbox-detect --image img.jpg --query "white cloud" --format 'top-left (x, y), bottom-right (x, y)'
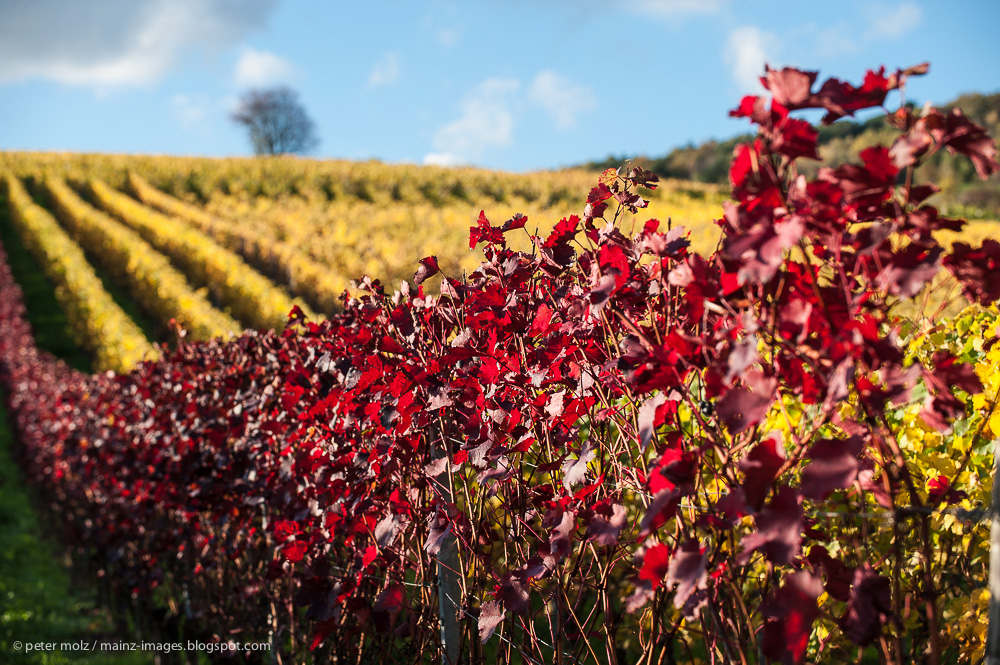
top-left (629, 0), bottom-right (733, 20)
top-left (435, 28), bottom-right (460, 47)
top-left (234, 48), bottom-right (295, 88)
top-left (424, 78), bottom-right (520, 167)
top-left (529, 71), bottom-right (597, 131)
top-left (424, 71), bottom-right (599, 165)
top-left (724, 26), bottom-right (775, 94)
top-left (0, 0), bottom-right (277, 88)
top-left (807, 22), bottom-right (860, 57)
top-left (865, 2), bottom-right (922, 40)
top-left (367, 51), bottom-right (400, 89)
top-left (423, 152), bottom-right (462, 167)
top-left (420, 6), bottom-right (462, 47)
top-left (171, 94), bottom-right (207, 126)
top-left (791, 3), bottom-right (919, 60)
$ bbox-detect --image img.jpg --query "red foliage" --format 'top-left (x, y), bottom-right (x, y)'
top-left (0, 60), bottom-right (997, 663)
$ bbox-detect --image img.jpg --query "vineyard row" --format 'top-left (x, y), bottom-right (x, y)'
top-left (1, 172), bottom-right (332, 371)
top-left (3, 175), bottom-right (155, 372)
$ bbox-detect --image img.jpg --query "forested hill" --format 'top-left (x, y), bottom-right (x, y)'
top-left (584, 91), bottom-right (1000, 218)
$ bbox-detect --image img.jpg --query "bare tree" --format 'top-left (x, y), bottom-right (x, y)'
top-left (231, 86), bottom-right (319, 156)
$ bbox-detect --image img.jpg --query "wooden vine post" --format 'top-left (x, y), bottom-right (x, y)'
top-left (988, 441), bottom-right (1000, 664)
top-left (431, 428), bottom-right (462, 665)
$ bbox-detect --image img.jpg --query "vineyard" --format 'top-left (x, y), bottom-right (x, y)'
top-left (1, 62), bottom-right (1000, 664)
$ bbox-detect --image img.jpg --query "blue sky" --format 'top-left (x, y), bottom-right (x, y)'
top-left (1, 0), bottom-right (997, 172)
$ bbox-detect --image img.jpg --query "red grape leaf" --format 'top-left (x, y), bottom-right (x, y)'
top-left (637, 393), bottom-right (666, 450)
top-left (424, 512), bottom-right (452, 557)
top-left (638, 488), bottom-right (681, 538)
top-left (585, 503), bottom-right (627, 546)
top-left (761, 66), bottom-right (818, 108)
top-left (561, 443), bottom-right (595, 491)
top-left (739, 436), bottom-right (785, 510)
top-left (414, 256), bottom-right (440, 284)
top-left (501, 212), bottom-right (528, 232)
top-left (716, 375), bottom-right (777, 435)
top-left (667, 539), bottom-right (707, 609)
top-left (761, 572), bottom-right (824, 664)
top-left (373, 583), bottom-right (405, 615)
top-left (800, 436), bottom-right (864, 501)
top-left (839, 565), bottom-right (893, 645)
top-left (638, 543), bottom-right (672, 588)
top-left (944, 240), bottom-right (1000, 305)
top-left (737, 485), bottom-right (802, 565)
top-left (478, 600), bottom-right (505, 642)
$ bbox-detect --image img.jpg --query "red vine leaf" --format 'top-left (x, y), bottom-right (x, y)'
top-left (739, 436), bottom-right (785, 510)
top-left (478, 600), bottom-right (505, 643)
top-left (840, 565), bottom-right (893, 645)
top-left (667, 540), bottom-right (707, 609)
top-left (586, 503), bottom-right (627, 546)
top-left (638, 543), bottom-right (672, 588)
top-left (761, 572), bottom-right (824, 664)
top-left (716, 374), bottom-right (777, 435)
top-left (737, 486), bottom-right (803, 566)
top-left (414, 256), bottom-right (440, 284)
top-left (800, 436), bottom-right (864, 501)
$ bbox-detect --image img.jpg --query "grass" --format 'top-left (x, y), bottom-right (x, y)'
top-left (0, 190), bottom-right (153, 663)
top-left (0, 392), bottom-right (152, 665)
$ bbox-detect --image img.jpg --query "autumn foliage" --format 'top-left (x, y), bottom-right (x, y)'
top-left (1, 62), bottom-right (999, 664)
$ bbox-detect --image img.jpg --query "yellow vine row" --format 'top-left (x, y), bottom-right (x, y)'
top-left (44, 176), bottom-right (242, 341)
top-left (128, 171), bottom-right (347, 315)
top-left (88, 179), bottom-right (317, 331)
top-left (3, 174), bottom-right (156, 373)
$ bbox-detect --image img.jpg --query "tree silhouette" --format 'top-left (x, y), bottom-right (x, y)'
top-left (231, 86), bottom-right (319, 156)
